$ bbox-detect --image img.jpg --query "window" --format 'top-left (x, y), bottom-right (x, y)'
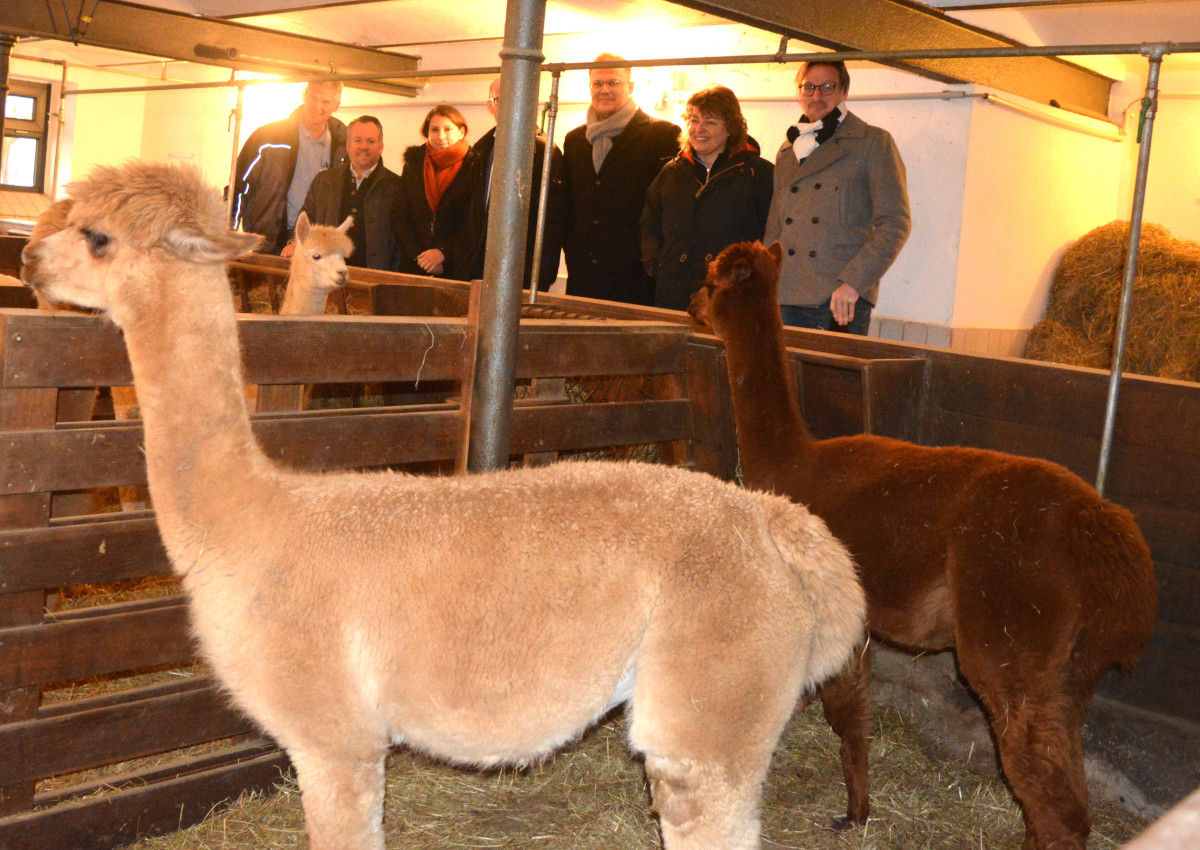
top-left (2, 81), bottom-right (51, 193)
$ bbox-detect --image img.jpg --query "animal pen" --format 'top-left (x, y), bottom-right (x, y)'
top-left (1, 2), bottom-right (1199, 847)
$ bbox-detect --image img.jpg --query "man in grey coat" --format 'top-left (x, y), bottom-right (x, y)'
top-left (763, 60), bottom-right (910, 334)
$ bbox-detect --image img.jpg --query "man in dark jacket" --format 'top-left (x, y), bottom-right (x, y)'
top-left (563, 53), bottom-right (680, 305)
top-left (232, 81), bottom-right (347, 254)
top-left (462, 76), bottom-right (567, 292)
top-left (292, 115), bottom-right (401, 271)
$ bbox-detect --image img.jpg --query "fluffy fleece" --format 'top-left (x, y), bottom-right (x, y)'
top-left (690, 241), bottom-right (1159, 850)
top-left (21, 161), bottom-right (867, 850)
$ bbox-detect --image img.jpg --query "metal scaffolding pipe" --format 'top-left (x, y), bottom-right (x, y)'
top-left (527, 70), bottom-right (560, 302)
top-left (465, 0), bottom-right (546, 472)
top-left (226, 82), bottom-right (245, 220)
top-left (1095, 46), bottom-right (1164, 496)
top-left (58, 41), bottom-right (1200, 97)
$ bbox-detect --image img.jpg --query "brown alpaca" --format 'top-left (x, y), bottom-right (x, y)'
top-left (21, 162), bottom-right (867, 850)
top-left (690, 241), bottom-right (1159, 850)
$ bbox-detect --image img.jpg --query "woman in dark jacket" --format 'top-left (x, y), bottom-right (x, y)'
top-left (640, 86), bottom-right (773, 310)
top-left (394, 104), bottom-right (483, 280)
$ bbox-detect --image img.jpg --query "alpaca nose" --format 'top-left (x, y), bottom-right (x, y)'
top-left (336, 269), bottom-right (348, 287)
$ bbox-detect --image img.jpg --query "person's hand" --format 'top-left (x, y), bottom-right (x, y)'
top-left (830, 281), bottom-right (859, 326)
top-left (417, 249), bottom-right (446, 275)
top-left (281, 242), bottom-right (296, 259)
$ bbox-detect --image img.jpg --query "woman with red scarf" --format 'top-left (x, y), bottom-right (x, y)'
top-left (639, 86), bottom-right (773, 310)
top-left (395, 104), bottom-right (483, 279)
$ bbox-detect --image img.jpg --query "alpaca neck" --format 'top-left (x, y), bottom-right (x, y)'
top-left (720, 311), bottom-right (815, 488)
top-left (117, 258), bottom-right (270, 543)
top-left (280, 266), bottom-right (328, 315)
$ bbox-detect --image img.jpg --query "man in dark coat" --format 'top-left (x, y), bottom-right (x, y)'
top-left (231, 81), bottom-right (347, 254)
top-left (562, 53), bottom-right (680, 305)
top-left (462, 77), bottom-right (567, 291)
top-left (293, 115), bottom-right (402, 271)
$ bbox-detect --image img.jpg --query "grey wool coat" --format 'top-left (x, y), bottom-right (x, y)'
top-left (763, 111), bottom-right (911, 307)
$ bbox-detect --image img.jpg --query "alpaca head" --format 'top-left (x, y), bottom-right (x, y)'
top-left (21, 160), bottom-right (261, 321)
top-left (688, 241), bottom-right (783, 335)
top-left (286, 211), bottom-right (354, 307)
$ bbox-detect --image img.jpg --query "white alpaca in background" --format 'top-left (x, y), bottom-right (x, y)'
top-left (22, 160), bottom-right (867, 850)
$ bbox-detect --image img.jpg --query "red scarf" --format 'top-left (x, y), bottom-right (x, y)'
top-left (423, 139), bottom-right (469, 213)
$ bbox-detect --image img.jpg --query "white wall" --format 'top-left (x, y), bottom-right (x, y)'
top-left (954, 92), bottom-right (1126, 329)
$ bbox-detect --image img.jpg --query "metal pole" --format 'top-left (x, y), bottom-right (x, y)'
top-left (1095, 47), bottom-right (1164, 496)
top-left (527, 70), bottom-right (560, 303)
top-left (465, 0), bottom-right (546, 473)
top-left (226, 81), bottom-right (245, 220)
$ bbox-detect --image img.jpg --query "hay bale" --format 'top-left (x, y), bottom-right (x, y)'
top-left (1024, 221), bottom-right (1200, 382)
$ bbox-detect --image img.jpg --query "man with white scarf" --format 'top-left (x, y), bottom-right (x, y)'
top-left (763, 60), bottom-right (910, 335)
top-left (563, 53), bottom-right (681, 305)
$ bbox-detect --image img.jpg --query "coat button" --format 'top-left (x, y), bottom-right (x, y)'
top-left (592, 219), bottom-right (600, 225)
top-left (591, 258), bottom-right (599, 264)
top-left (809, 250), bottom-right (817, 257)
top-left (787, 248), bottom-right (795, 256)
top-left (785, 217), bottom-right (793, 225)
top-left (812, 216), bottom-right (819, 223)
top-left (790, 186), bottom-right (798, 193)
top-left (814, 183), bottom-right (822, 189)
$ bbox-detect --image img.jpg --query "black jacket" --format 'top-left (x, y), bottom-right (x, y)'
top-left (232, 108), bottom-right (348, 253)
top-left (394, 144), bottom-right (484, 280)
top-left (460, 127), bottom-right (566, 291)
top-left (640, 145), bottom-right (774, 310)
top-left (302, 160), bottom-right (403, 271)
top-left (563, 109), bottom-right (680, 305)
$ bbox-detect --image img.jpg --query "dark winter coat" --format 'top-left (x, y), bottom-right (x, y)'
top-left (562, 109), bottom-right (681, 305)
top-left (394, 144), bottom-right (484, 280)
top-left (639, 145), bottom-right (774, 310)
top-left (460, 127), bottom-right (567, 291)
top-left (301, 160), bottom-right (403, 271)
top-left (232, 107), bottom-right (348, 253)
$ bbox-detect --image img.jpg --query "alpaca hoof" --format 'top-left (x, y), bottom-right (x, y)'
top-left (832, 814), bottom-right (865, 832)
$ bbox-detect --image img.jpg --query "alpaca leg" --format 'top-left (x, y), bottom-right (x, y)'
top-left (289, 747), bottom-right (388, 850)
top-left (646, 754), bottom-right (762, 850)
top-left (960, 662), bottom-right (1090, 850)
top-left (819, 645), bottom-right (873, 829)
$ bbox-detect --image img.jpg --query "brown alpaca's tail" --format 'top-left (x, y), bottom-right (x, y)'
top-left (761, 494), bottom-right (867, 689)
top-left (1071, 499), bottom-right (1159, 675)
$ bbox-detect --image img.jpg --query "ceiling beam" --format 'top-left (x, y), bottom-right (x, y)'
top-left (0, 0), bottom-right (422, 96)
top-left (671, 0), bottom-right (1113, 119)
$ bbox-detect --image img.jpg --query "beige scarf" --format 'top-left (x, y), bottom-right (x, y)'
top-left (584, 99), bottom-right (638, 173)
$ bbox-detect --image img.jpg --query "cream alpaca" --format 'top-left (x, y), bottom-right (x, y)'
top-left (256, 210), bottom-right (354, 412)
top-left (21, 161), bottom-right (867, 850)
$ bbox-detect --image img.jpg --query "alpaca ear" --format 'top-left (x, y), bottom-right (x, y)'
top-left (295, 211), bottom-right (311, 243)
top-left (165, 228), bottom-right (262, 262)
top-left (765, 241), bottom-right (783, 268)
top-left (338, 215), bottom-right (354, 233)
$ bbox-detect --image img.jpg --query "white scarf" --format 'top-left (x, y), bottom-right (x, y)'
top-left (584, 99), bottom-right (639, 173)
top-left (791, 106), bottom-right (844, 162)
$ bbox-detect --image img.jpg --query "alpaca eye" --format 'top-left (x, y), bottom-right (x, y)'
top-left (310, 252), bottom-right (322, 261)
top-left (82, 228), bottom-right (110, 253)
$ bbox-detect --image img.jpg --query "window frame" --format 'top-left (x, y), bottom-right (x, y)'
top-left (2, 80), bottom-right (51, 194)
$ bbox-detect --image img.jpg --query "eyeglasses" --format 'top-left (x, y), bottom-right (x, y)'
top-left (798, 82), bottom-right (840, 97)
top-left (590, 79), bottom-right (628, 91)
